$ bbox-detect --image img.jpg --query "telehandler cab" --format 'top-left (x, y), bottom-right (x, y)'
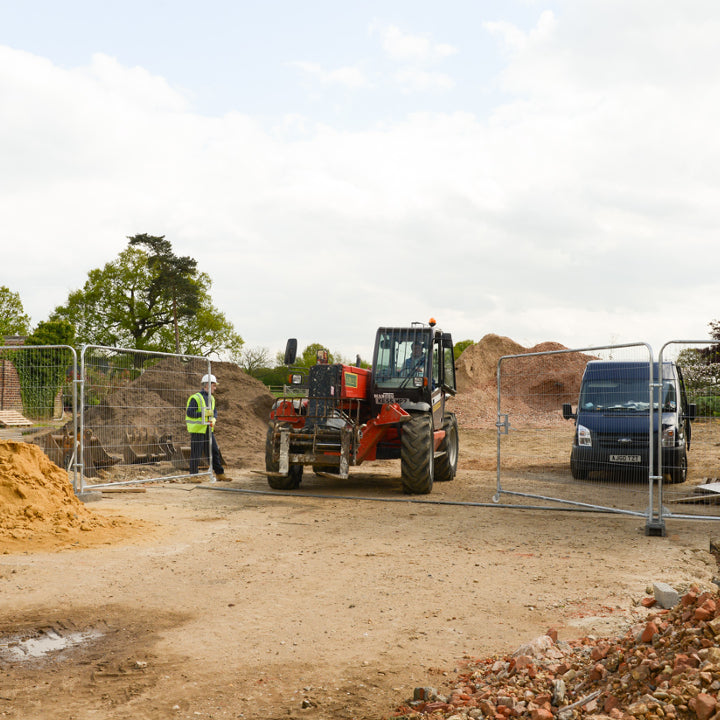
top-left (265, 319), bottom-right (458, 494)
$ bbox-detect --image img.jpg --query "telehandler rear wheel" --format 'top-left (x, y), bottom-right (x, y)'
top-left (268, 464), bottom-right (303, 490)
top-left (265, 426), bottom-right (279, 473)
top-left (265, 426), bottom-right (303, 489)
top-left (434, 412), bottom-right (458, 482)
top-left (401, 414), bottom-right (434, 494)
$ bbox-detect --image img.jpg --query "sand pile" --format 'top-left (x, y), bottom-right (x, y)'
top-left (451, 334), bottom-right (596, 428)
top-left (0, 441), bottom-right (136, 553)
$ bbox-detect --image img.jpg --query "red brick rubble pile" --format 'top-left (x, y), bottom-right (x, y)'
top-left (391, 586), bottom-right (720, 720)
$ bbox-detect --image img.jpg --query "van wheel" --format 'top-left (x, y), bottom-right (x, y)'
top-left (571, 460), bottom-right (588, 480)
top-left (667, 451), bottom-right (687, 484)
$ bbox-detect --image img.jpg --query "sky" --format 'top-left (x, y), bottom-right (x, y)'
top-left (1, 0), bottom-right (719, 362)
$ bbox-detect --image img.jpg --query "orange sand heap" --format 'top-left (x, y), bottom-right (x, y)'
top-left (0, 440), bottom-right (139, 553)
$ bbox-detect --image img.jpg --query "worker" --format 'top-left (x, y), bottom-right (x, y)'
top-left (185, 373), bottom-right (228, 481)
top-left (403, 339), bottom-right (427, 375)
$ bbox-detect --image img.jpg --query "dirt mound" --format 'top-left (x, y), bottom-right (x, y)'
top-left (452, 334), bottom-right (596, 428)
top-left (0, 441), bottom-right (138, 553)
top-left (83, 358), bottom-right (273, 468)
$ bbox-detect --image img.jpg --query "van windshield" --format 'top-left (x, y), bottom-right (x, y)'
top-left (579, 379), bottom-right (676, 412)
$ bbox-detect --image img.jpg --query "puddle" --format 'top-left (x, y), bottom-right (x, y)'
top-left (0, 628), bottom-right (103, 660)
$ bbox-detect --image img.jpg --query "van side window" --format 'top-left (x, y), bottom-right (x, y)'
top-left (663, 381), bottom-right (676, 411)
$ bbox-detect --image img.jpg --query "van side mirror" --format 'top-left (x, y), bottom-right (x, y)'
top-left (686, 403), bottom-right (697, 420)
top-left (284, 338), bottom-right (298, 366)
top-left (562, 403), bottom-right (576, 420)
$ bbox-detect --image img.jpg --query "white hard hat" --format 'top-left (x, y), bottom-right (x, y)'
top-left (201, 374), bottom-right (217, 385)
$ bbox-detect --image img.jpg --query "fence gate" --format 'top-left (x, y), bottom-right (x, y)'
top-left (495, 343), bottom-right (667, 533)
top-left (78, 346), bottom-right (213, 491)
top-left (655, 341), bottom-right (720, 526)
top-left (0, 344), bottom-right (78, 489)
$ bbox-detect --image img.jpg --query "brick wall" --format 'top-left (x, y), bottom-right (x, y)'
top-left (1, 336), bottom-right (25, 412)
top-left (0, 360), bottom-right (23, 411)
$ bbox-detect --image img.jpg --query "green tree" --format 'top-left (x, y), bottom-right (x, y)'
top-left (699, 319), bottom-right (720, 364)
top-left (52, 242), bottom-right (243, 358)
top-left (26, 319), bottom-right (75, 347)
top-left (678, 321), bottom-right (720, 416)
top-left (454, 339), bottom-right (474, 358)
top-left (239, 346), bottom-right (272, 375)
top-left (0, 286), bottom-right (31, 337)
top-left (299, 343), bottom-right (333, 367)
top-left (128, 234), bottom-right (201, 354)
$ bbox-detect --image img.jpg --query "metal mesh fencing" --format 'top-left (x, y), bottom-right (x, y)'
top-left (78, 346), bottom-right (213, 490)
top-left (658, 341), bottom-right (720, 521)
top-left (495, 343), bottom-right (656, 522)
top-left (0, 344), bottom-right (78, 489)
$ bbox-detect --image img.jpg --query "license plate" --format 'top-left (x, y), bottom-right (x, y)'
top-left (610, 455), bottom-right (642, 463)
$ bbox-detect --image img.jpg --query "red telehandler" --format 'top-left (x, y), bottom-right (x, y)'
top-left (265, 320), bottom-right (458, 494)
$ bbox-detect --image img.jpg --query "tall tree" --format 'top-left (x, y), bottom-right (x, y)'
top-left (0, 286), bottom-right (31, 337)
top-left (128, 234), bottom-right (200, 354)
top-left (700, 319), bottom-right (720, 364)
top-left (52, 242), bottom-right (243, 358)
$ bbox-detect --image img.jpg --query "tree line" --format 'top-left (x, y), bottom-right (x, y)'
top-left (3, 234), bottom-right (477, 383)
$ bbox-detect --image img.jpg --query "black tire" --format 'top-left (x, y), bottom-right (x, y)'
top-left (268, 464), bottom-right (303, 490)
top-left (265, 426), bottom-right (278, 473)
top-left (570, 460), bottom-right (588, 480)
top-left (434, 412), bottom-right (458, 482)
top-left (266, 426), bottom-right (303, 490)
top-left (666, 451), bottom-right (688, 484)
top-left (401, 414), bottom-right (434, 494)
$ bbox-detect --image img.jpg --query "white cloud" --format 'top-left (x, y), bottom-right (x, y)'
top-left (393, 67), bottom-right (455, 93)
top-left (289, 60), bottom-right (371, 89)
top-left (3, 1), bottom-right (720, 360)
top-left (372, 23), bottom-right (458, 64)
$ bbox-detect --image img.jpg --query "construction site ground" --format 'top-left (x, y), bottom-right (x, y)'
top-left (2, 427), bottom-right (719, 720)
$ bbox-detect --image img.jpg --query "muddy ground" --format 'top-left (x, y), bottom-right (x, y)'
top-left (1, 427), bottom-right (719, 720)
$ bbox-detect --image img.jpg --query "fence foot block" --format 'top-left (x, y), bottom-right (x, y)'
top-left (75, 490), bottom-right (103, 503)
top-left (645, 518), bottom-right (666, 537)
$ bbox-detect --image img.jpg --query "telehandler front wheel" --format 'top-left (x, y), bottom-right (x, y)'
top-left (401, 414), bottom-right (434, 495)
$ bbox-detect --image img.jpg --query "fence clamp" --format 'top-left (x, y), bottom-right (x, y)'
top-left (496, 414), bottom-right (510, 435)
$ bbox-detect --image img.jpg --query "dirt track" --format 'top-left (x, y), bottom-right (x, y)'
top-left (1, 428), bottom-right (718, 720)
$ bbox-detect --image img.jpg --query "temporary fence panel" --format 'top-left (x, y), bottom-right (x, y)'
top-left (656, 341), bottom-right (720, 523)
top-left (495, 343), bottom-right (659, 529)
top-left (78, 346), bottom-right (213, 490)
top-left (0, 344), bottom-right (79, 490)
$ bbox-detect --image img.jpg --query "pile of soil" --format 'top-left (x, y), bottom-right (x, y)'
top-left (0, 441), bottom-right (138, 553)
top-left (83, 358), bottom-right (274, 468)
top-left (393, 585), bottom-right (720, 720)
top-left (451, 334), bottom-right (596, 428)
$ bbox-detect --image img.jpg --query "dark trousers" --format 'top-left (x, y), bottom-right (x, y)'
top-left (189, 430), bottom-right (224, 475)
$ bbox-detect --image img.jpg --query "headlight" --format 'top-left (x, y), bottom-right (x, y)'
top-left (662, 426), bottom-right (676, 447)
top-left (578, 424), bottom-right (592, 447)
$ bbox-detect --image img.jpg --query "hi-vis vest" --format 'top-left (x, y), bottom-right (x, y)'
top-left (186, 392), bottom-right (216, 433)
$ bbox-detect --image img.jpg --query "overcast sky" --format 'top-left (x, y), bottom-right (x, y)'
top-left (1, 0), bottom-right (718, 361)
